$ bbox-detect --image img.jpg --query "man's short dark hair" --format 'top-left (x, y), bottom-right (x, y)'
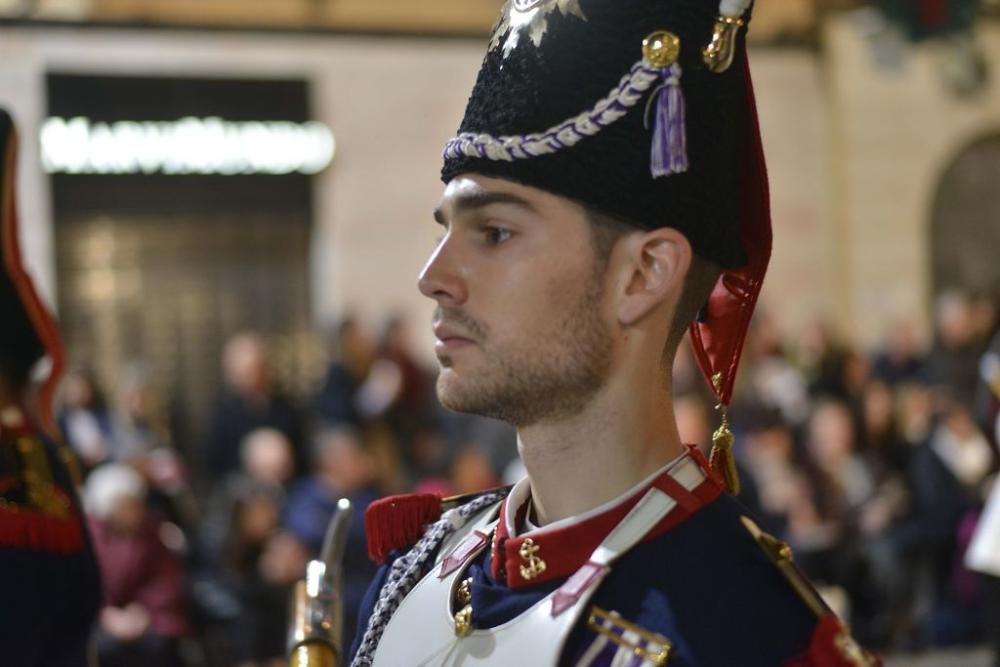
top-left (584, 207), bottom-right (721, 361)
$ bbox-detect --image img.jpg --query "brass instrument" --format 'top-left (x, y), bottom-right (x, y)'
top-left (288, 498), bottom-right (354, 667)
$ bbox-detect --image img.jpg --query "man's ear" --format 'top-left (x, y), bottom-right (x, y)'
top-left (614, 227), bottom-right (691, 327)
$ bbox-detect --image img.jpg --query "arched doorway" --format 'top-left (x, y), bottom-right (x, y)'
top-left (930, 132), bottom-right (1000, 297)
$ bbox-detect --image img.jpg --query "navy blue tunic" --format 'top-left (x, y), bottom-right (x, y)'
top-left (350, 493), bottom-right (818, 666)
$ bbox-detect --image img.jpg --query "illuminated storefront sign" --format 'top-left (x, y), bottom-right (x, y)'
top-left (41, 116), bottom-right (335, 176)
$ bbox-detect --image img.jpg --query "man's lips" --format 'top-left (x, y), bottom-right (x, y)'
top-left (433, 324), bottom-right (476, 351)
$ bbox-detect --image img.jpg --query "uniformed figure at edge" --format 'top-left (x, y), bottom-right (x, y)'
top-left (349, 2), bottom-right (880, 666)
top-left (0, 108), bottom-right (102, 665)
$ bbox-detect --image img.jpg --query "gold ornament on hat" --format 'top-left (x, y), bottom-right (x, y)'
top-left (642, 31), bottom-right (681, 68)
top-left (489, 0), bottom-right (587, 58)
top-left (702, 0), bottom-right (751, 73)
top-left (709, 373), bottom-right (740, 495)
top-left (702, 15), bottom-right (745, 73)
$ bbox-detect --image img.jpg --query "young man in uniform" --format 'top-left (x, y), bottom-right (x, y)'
top-left (349, 1), bottom-right (879, 665)
top-left (0, 108), bottom-right (102, 665)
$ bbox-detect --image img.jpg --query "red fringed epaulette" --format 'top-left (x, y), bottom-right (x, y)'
top-left (785, 615), bottom-right (882, 667)
top-left (365, 493), bottom-right (443, 565)
top-left (0, 492), bottom-right (84, 554)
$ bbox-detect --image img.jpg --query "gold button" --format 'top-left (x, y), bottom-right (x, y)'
top-left (642, 31), bottom-right (681, 68)
top-left (456, 577), bottom-right (473, 606)
top-left (454, 605), bottom-right (473, 637)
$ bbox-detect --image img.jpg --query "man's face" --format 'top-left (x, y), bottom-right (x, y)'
top-left (419, 174), bottom-right (615, 427)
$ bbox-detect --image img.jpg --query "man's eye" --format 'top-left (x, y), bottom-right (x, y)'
top-left (484, 227), bottom-right (512, 245)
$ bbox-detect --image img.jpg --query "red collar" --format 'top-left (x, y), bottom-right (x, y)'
top-left (489, 445), bottom-right (722, 589)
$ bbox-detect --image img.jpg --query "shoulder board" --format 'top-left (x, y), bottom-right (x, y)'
top-left (740, 515), bottom-right (828, 616)
top-left (740, 516), bottom-right (881, 667)
top-left (365, 486), bottom-right (512, 565)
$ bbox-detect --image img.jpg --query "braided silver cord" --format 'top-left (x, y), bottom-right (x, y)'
top-left (442, 60), bottom-right (659, 164)
top-left (351, 492), bottom-right (503, 667)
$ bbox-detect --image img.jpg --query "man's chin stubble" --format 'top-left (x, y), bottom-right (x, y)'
top-left (435, 367), bottom-right (602, 428)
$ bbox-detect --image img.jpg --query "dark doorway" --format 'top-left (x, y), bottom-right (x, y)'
top-left (930, 132), bottom-right (1000, 297)
top-left (47, 73), bottom-right (324, 464)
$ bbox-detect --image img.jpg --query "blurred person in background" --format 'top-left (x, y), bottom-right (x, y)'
top-left (804, 398), bottom-right (880, 525)
top-left (116, 362), bottom-right (199, 531)
top-left (197, 427), bottom-right (301, 666)
top-left (976, 307), bottom-right (1000, 442)
top-left (671, 332), bottom-right (709, 397)
top-left (436, 410), bottom-right (518, 490)
top-left (200, 427), bottom-right (295, 571)
top-left (860, 380), bottom-right (911, 479)
top-left (739, 407), bottom-right (805, 537)
top-left (794, 400), bottom-right (868, 572)
top-left (906, 392), bottom-right (993, 645)
top-left (314, 317), bottom-right (412, 490)
top-left (115, 362), bottom-right (171, 459)
top-left (898, 382), bottom-right (936, 450)
top-left (799, 317), bottom-right (850, 400)
top-left (448, 444), bottom-right (501, 496)
top-left (217, 483), bottom-right (295, 667)
top-left (0, 107), bottom-right (101, 666)
top-left (59, 366), bottom-right (118, 474)
top-left (856, 381), bottom-right (914, 647)
top-left (971, 293), bottom-right (999, 351)
top-left (926, 290), bottom-right (986, 408)
top-left (740, 309), bottom-right (810, 427)
top-left (797, 398), bottom-right (894, 643)
top-left (86, 462), bottom-right (190, 667)
top-left (314, 316), bottom-right (377, 429)
top-left (205, 331), bottom-right (305, 483)
top-left (967, 327), bottom-right (1000, 666)
top-left (377, 315), bottom-right (435, 460)
top-left (284, 424), bottom-right (379, 644)
top-left (873, 319), bottom-right (927, 388)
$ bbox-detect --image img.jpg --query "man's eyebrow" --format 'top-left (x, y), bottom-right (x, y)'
top-left (432, 191), bottom-right (539, 226)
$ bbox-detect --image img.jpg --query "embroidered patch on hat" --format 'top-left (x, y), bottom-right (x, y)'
top-left (490, 0), bottom-right (587, 56)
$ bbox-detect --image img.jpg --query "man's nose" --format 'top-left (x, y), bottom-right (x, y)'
top-left (417, 238), bottom-right (468, 307)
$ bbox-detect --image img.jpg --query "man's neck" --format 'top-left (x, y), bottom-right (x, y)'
top-left (516, 371), bottom-right (685, 526)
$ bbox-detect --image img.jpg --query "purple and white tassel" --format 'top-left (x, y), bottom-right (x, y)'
top-left (646, 63), bottom-right (688, 177)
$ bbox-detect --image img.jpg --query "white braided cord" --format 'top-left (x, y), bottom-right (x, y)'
top-left (351, 491), bottom-right (503, 667)
top-left (442, 60), bottom-right (659, 163)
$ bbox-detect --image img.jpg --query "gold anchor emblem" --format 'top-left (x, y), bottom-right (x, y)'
top-left (518, 538), bottom-right (547, 580)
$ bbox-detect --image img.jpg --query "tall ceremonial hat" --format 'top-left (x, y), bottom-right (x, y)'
top-left (0, 108), bottom-right (66, 437)
top-left (442, 0), bottom-right (771, 491)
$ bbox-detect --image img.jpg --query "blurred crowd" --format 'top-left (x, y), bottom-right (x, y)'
top-left (58, 289), bottom-right (1000, 665)
top-left (61, 315), bottom-right (513, 667)
top-left (672, 289), bottom-right (1000, 656)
